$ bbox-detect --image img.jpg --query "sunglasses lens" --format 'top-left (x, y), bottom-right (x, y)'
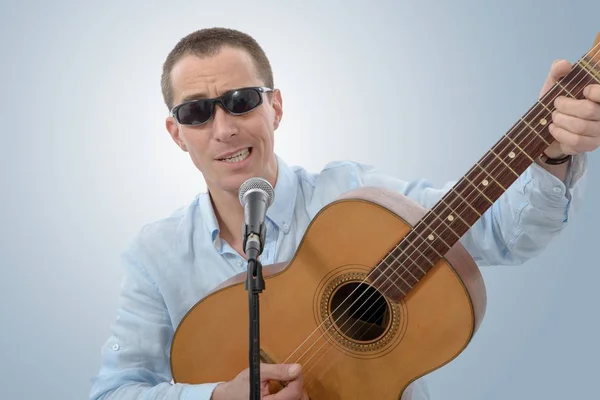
top-left (177, 101), bottom-right (213, 125)
top-left (224, 88), bottom-right (263, 114)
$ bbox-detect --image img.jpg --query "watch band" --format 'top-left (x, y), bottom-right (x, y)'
top-left (539, 152), bottom-right (572, 165)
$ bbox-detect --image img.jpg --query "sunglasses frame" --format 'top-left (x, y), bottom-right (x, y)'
top-left (170, 86), bottom-right (274, 126)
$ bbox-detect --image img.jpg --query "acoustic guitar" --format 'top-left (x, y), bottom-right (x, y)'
top-left (169, 33), bottom-right (600, 399)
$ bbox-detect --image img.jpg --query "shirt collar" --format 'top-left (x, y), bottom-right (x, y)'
top-left (266, 155), bottom-right (297, 234)
top-left (198, 191), bottom-right (221, 250)
top-left (198, 155), bottom-right (297, 249)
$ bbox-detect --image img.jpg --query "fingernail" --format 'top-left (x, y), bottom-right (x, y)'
top-left (288, 364), bottom-right (301, 375)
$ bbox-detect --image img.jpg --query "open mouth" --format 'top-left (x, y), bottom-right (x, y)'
top-left (217, 147), bottom-right (252, 163)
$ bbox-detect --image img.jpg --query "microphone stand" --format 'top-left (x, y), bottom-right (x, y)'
top-left (244, 224), bottom-right (266, 400)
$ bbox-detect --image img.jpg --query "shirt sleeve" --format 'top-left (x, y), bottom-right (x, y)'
top-left (350, 153), bottom-right (587, 266)
top-left (89, 246), bottom-right (221, 400)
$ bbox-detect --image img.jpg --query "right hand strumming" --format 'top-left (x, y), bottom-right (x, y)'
top-left (211, 363), bottom-right (309, 400)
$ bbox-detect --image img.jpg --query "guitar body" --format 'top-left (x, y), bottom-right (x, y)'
top-left (171, 187), bottom-right (487, 399)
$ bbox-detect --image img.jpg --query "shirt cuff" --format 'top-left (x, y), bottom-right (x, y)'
top-left (181, 382), bottom-right (223, 400)
top-left (526, 152), bottom-right (588, 201)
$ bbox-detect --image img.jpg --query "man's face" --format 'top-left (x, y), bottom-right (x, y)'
top-left (165, 46), bottom-right (283, 195)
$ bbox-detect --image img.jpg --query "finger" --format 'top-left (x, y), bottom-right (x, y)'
top-left (264, 380), bottom-right (304, 400)
top-left (263, 378), bottom-right (305, 400)
top-left (554, 96), bottom-right (600, 121)
top-left (549, 59), bottom-right (572, 81)
top-left (262, 364), bottom-right (304, 400)
top-left (551, 110), bottom-right (600, 137)
top-left (260, 363), bottom-right (302, 381)
top-left (539, 60), bottom-right (572, 98)
top-left (262, 381), bottom-right (272, 396)
top-left (584, 84), bottom-right (600, 103)
top-left (548, 123), bottom-right (600, 153)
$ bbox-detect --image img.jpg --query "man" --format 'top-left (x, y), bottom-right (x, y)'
top-left (90, 27), bottom-right (600, 400)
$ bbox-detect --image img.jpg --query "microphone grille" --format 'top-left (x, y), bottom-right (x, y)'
top-left (238, 177), bottom-right (275, 207)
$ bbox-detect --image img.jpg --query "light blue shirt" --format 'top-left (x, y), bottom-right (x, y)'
top-left (90, 154), bottom-right (587, 400)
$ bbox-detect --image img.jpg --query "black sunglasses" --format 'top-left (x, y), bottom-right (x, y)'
top-left (170, 86), bottom-right (274, 126)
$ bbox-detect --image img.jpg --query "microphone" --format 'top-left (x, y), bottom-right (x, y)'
top-left (238, 177), bottom-right (275, 261)
top-left (239, 177), bottom-right (274, 400)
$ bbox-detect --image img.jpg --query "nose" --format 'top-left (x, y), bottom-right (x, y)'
top-left (211, 105), bottom-right (238, 142)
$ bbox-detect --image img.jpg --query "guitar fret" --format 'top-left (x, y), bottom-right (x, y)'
top-left (439, 203), bottom-right (471, 231)
top-left (396, 229), bottom-right (446, 270)
top-left (445, 187), bottom-right (482, 217)
top-left (518, 119), bottom-right (551, 148)
top-left (487, 148), bottom-right (520, 177)
top-left (580, 59), bottom-right (600, 84)
top-left (462, 175), bottom-right (494, 205)
top-left (556, 82), bottom-right (575, 97)
top-left (389, 237), bottom-right (437, 269)
top-left (472, 163), bottom-right (507, 191)
top-left (488, 142), bottom-right (529, 174)
top-left (384, 251), bottom-right (421, 282)
top-left (382, 258), bottom-right (415, 286)
top-left (421, 200), bottom-right (472, 243)
top-left (410, 214), bottom-right (462, 258)
top-left (388, 243), bottom-right (431, 274)
top-left (422, 225), bottom-right (454, 250)
top-left (504, 133), bottom-right (537, 161)
top-left (371, 266), bottom-right (409, 297)
top-left (432, 211), bottom-right (463, 240)
top-left (537, 101), bottom-right (552, 113)
top-left (475, 162), bottom-right (507, 191)
top-left (375, 45), bottom-right (600, 295)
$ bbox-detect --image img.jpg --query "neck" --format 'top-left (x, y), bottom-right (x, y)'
top-left (370, 51), bottom-right (600, 302)
top-left (209, 157), bottom-right (280, 256)
top-left (209, 187), bottom-right (246, 253)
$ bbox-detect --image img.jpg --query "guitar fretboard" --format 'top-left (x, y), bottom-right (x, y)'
top-left (371, 55), bottom-right (600, 299)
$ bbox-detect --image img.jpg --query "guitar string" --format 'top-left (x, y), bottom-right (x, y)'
top-left (297, 47), bottom-right (600, 382)
top-left (297, 51), bottom-right (600, 390)
top-left (280, 43), bottom-right (600, 381)
top-left (296, 50), bottom-right (600, 387)
top-left (287, 43), bottom-right (600, 378)
top-left (295, 46), bottom-right (600, 374)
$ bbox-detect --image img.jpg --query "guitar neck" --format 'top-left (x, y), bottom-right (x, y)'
top-left (378, 53), bottom-right (600, 293)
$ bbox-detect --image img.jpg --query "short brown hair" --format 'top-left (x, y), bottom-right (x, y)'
top-left (161, 27), bottom-right (274, 110)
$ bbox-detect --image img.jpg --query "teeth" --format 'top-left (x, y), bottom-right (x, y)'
top-left (221, 148), bottom-right (250, 163)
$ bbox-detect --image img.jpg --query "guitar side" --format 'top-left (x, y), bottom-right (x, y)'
top-left (170, 186), bottom-right (487, 399)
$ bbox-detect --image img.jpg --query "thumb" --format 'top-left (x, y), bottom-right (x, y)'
top-left (539, 59), bottom-right (572, 99)
top-left (260, 363), bottom-right (302, 381)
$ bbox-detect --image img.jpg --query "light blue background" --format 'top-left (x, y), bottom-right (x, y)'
top-left (1, 0), bottom-right (598, 399)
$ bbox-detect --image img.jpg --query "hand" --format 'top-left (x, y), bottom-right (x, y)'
top-left (211, 363), bottom-right (309, 400)
top-left (538, 59), bottom-right (600, 158)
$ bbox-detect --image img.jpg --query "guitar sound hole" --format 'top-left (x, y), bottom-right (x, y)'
top-left (329, 282), bottom-right (390, 342)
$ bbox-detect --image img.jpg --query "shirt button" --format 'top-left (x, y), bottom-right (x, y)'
top-left (283, 223), bottom-right (289, 230)
top-left (553, 187), bottom-right (561, 193)
top-left (112, 344), bottom-right (120, 351)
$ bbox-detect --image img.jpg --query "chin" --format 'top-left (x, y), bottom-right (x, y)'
top-left (206, 149), bottom-right (275, 193)
top-left (214, 172), bottom-right (257, 194)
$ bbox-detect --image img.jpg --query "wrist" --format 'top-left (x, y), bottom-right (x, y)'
top-left (210, 382), bottom-right (229, 400)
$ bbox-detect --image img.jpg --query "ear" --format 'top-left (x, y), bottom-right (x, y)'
top-left (271, 89), bottom-right (283, 130)
top-left (166, 116), bottom-right (188, 152)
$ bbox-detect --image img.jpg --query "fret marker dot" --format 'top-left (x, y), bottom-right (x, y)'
top-left (540, 118), bottom-right (547, 125)
top-left (482, 179), bottom-right (489, 186)
top-left (508, 151), bottom-right (516, 159)
top-left (448, 215), bottom-right (454, 221)
top-left (427, 234), bottom-right (434, 241)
